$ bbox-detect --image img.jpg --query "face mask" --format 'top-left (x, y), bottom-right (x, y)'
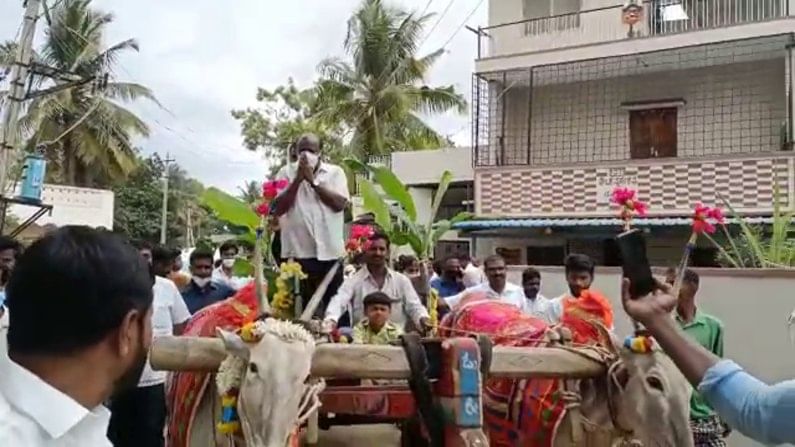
top-left (302, 151), bottom-right (320, 169)
top-left (193, 276), bottom-right (211, 288)
top-left (222, 258), bottom-right (236, 269)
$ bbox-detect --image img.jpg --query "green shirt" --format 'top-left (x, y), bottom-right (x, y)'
top-left (352, 319), bottom-right (403, 345)
top-left (676, 309), bottom-right (724, 420)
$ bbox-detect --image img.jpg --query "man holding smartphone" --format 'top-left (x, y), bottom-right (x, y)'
top-left (622, 278), bottom-right (795, 445)
top-left (665, 268), bottom-right (728, 446)
top-left (273, 133), bottom-right (349, 317)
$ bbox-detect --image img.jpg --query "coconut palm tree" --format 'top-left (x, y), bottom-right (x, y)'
top-left (8, 0), bottom-right (157, 187)
top-left (237, 180), bottom-right (261, 205)
top-left (315, 0), bottom-right (467, 158)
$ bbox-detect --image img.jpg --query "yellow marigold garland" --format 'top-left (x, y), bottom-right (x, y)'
top-left (427, 288), bottom-right (439, 336)
top-left (217, 321), bottom-right (264, 435)
top-left (271, 261), bottom-right (308, 319)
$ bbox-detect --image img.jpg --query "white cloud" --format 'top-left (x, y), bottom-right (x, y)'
top-left (0, 0), bottom-right (487, 193)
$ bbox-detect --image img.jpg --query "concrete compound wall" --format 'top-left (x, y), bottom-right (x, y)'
top-left (505, 265), bottom-right (795, 447)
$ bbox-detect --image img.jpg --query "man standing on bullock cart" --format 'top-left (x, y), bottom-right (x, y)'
top-left (273, 133), bottom-right (349, 318)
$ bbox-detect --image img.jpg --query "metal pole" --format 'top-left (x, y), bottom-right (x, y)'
top-left (160, 153), bottom-right (174, 244)
top-left (0, 0), bottom-right (42, 197)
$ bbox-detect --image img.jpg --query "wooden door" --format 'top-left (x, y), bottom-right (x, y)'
top-left (629, 108), bottom-right (677, 159)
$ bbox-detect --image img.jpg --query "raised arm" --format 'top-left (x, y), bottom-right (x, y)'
top-left (272, 169), bottom-right (304, 217)
top-left (311, 166), bottom-right (348, 213)
top-left (623, 279), bottom-right (795, 444)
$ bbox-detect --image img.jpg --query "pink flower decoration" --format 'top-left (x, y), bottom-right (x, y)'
top-left (611, 186), bottom-right (648, 221)
top-left (692, 203), bottom-right (725, 234)
top-left (255, 202), bottom-right (270, 217)
top-left (350, 224), bottom-right (375, 240)
top-left (262, 179), bottom-right (289, 200)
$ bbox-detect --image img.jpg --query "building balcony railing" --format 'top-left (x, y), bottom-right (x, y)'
top-left (478, 0), bottom-right (789, 59)
top-left (474, 152), bottom-right (795, 218)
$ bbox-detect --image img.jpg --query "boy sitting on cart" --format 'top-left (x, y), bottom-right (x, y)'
top-left (352, 291), bottom-right (403, 344)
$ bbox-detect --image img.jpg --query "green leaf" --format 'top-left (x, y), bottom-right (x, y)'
top-left (201, 187), bottom-right (260, 230)
top-left (429, 170), bottom-right (453, 228)
top-left (358, 178), bottom-right (392, 231)
top-left (717, 193), bottom-right (766, 267)
top-left (371, 165), bottom-right (417, 221)
top-left (232, 258), bottom-right (254, 277)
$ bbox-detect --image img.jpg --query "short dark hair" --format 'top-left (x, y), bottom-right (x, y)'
top-left (682, 268), bottom-right (700, 287)
top-left (6, 226), bottom-right (153, 355)
top-left (219, 241), bottom-right (239, 255)
top-left (151, 245), bottom-right (177, 264)
top-left (483, 255), bottom-right (505, 268)
top-left (368, 231), bottom-right (390, 247)
top-left (396, 254), bottom-right (417, 272)
top-left (363, 291), bottom-right (392, 309)
top-left (522, 267), bottom-right (541, 283)
top-left (0, 236), bottom-right (22, 256)
top-left (190, 248), bottom-right (215, 266)
top-left (132, 239), bottom-right (152, 252)
top-left (564, 253), bottom-right (595, 276)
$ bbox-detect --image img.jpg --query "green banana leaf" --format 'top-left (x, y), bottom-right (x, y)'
top-left (358, 178), bottom-right (392, 231)
top-left (202, 187), bottom-right (260, 230)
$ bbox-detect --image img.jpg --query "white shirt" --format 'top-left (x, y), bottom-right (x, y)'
top-left (325, 267), bottom-right (429, 330)
top-left (138, 276), bottom-right (191, 387)
top-left (522, 294), bottom-right (553, 322)
top-left (0, 306), bottom-right (7, 354)
top-left (212, 266), bottom-right (237, 290)
top-left (462, 263), bottom-right (486, 288)
top-left (0, 354), bottom-right (112, 447)
top-left (276, 162), bottom-right (350, 261)
top-left (445, 282), bottom-right (525, 310)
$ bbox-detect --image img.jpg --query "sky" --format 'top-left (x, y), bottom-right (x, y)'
top-left (1, 0), bottom-right (487, 193)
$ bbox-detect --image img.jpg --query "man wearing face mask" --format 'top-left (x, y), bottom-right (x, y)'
top-left (181, 248), bottom-right (235, 314)
top-left (274, 133), bottom-right (349, 317)
top-left (212, 241), bottom-right (239, 290)
top-left (0, 226), bottom-right (154, 446)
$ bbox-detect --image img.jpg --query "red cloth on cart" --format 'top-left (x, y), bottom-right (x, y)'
top-left (442, 291), bottom-right (610, 446)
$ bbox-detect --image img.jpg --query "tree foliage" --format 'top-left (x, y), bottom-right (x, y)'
top-left (232, 0), bottom-right (466, 166)
top-left (2, 0), bottom-right (157, 188)
top-left (113, 154), bottom-right (224, 246)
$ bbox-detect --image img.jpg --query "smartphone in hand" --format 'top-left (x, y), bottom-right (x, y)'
top-left (616, 228), bottom-right (655, 299)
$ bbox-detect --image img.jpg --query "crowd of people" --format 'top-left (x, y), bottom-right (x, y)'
top-left (0, 131), bottom-right (794, 447)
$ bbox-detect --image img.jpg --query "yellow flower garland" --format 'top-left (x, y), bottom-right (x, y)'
top-left (271, 261), bottom-right (308, 319)
top-left (428, 288), bottom-right (439, 336)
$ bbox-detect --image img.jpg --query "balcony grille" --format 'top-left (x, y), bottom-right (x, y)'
top-left (472, 35), bottom-right (793, 167)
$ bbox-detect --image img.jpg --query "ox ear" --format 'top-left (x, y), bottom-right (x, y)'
top-left (217, 328), bottom-right (250, 361)
top-left (591, 321), bottom-right (621, 357)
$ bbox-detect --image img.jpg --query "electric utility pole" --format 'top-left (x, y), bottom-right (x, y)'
top-left (160, 153), bottom-right (175, 244)
top-left (0, 0), bottom-right (42, 196)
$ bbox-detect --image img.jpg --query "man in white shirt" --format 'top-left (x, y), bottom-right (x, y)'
top-left (274, 133), bottom-right (349, 317)
top-left (445, 255), bottom-right (525, 310)
top-left (0, 226), bottom-right (154, 447)
top-left (108, 245), bottom-right (191, 447)
top-left (460, 253), bottom-right (486, 288)
top-left (324, 232), bottom-right (430, 332)
top-left (521, 266), bottom-right (553, 321)
top-left (212, 240), bottom-right (239, 289)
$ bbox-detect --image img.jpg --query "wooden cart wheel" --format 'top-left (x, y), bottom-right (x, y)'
top-left (400, 415), bottom-right (428, 447)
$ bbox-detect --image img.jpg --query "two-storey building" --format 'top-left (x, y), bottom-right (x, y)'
top-left (456, 0), bottom-right (795, 266)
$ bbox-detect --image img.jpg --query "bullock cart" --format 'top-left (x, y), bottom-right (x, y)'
top-left (151, 333), bottom-right (610, 447)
